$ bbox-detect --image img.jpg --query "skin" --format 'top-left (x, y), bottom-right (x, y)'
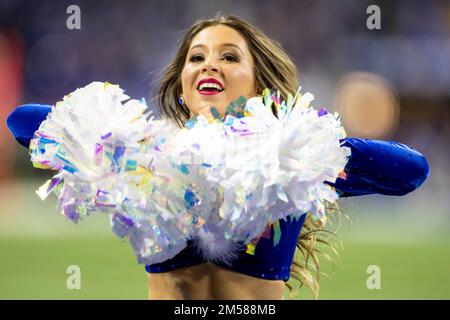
top-left (147, 25), bottom-right (286, 300)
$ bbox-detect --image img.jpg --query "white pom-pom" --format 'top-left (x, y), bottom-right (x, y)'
top-left (194, 225), bottom-right (246, 266)
top-left (180, 90), bottom-right (351, 262)
top-left (29, 81), bottom-right (215, 265)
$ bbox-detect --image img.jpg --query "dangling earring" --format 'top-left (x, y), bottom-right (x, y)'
top-left (178, 95), bottom-right (193, 120)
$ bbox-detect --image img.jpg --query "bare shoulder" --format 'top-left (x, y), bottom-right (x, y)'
top-left (147, 263), bottom-right (285, 300)
top-left (208, 264), bottom-right (285, 300)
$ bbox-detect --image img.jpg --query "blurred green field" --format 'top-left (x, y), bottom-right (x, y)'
top-left (1, 236), bottom-right (450, 299)
top-left (1, 180), bottom-right (449, 299)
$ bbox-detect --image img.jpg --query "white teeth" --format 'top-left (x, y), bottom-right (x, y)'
top-left (198, 82), bottom-right (223, 91)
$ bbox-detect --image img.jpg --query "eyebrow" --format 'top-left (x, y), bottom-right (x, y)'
top-left (189, 43), bottom-right (244, 54)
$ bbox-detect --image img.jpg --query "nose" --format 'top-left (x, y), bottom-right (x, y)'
top-left (202, 57), bottom-right (220, 73)
top-left (202, 64), bottom-right (219, 73)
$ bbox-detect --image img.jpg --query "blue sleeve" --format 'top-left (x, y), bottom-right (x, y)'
top-left (325, 138), bottom-right (430, 197)
top-left (6, 104), bottom-right (52, 148)
top-left (6, 106), bottom-right (431, 198)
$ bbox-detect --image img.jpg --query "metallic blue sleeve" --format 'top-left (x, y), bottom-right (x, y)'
top-left (325, 138), bottom-right (430, 197)
top-left (6, 105), bottom-right (430, 198)
top-left (6, 104), bottom-right (52, 148)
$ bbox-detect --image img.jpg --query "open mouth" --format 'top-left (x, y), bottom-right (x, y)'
top-left (196, 79), bottom-right (224, 95)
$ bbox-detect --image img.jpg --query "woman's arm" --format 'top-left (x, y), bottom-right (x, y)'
top-left (325, 138), bottom-right (430, 197)
top-left (6, 106), bottom-right (430, 199)
top-left (6, 104), bottom-right (52, 148)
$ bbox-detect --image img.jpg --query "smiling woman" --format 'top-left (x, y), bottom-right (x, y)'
top-left (148, 16), bottom-right (307, 299)
top-left (6, 14), bottom-right (429, 301)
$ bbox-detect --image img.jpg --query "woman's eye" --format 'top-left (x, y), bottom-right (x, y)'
top-left (189, 55), bottom-right (204, 62)
top-left (223, 54), bottom-right (239, 62)
top-left (189, 53), bottom-right (239, 63)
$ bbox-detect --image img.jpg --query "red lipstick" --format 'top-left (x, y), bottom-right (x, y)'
top-left (196, 77), bottom-right (224, 96)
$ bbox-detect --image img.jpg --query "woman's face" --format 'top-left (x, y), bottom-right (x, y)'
top-left (181, 25), bottom-right (257, 118)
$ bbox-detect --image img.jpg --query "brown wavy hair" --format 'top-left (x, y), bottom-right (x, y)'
top-left (152, 13), bottom-right (345, 299)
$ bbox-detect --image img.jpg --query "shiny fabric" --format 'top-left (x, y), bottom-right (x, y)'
top-left (149, 137), bottom-right (429, 280)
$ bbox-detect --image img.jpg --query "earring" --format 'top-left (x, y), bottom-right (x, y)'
top-left (178, 96), bottom-right (184, 106)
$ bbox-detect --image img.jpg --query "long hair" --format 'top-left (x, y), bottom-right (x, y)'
top-left (152, 13), bottom-right (345, 299)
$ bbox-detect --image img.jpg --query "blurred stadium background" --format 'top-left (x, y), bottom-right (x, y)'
top-left (0, 0), bottom-right (449, 299)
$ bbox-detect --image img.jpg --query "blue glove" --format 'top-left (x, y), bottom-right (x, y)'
top-left (6, 104), bottom-right (52, 148)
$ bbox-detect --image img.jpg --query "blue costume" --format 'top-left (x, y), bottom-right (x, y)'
top-left (7, 102), bottom-right (429, 281)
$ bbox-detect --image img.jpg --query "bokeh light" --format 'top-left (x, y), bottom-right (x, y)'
top-left (335, 72), bottom-right (400, 139)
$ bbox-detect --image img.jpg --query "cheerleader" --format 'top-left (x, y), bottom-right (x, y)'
top-left (6, 15), bottom-right (429, 300)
